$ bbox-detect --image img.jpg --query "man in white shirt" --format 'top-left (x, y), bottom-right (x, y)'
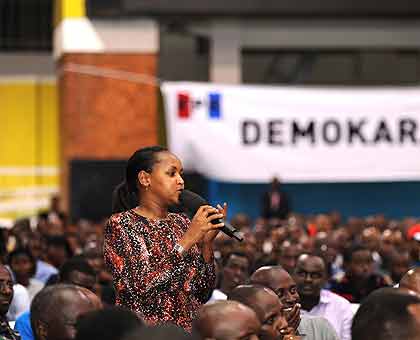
top-left (293, 254), bottom-right (354, 340)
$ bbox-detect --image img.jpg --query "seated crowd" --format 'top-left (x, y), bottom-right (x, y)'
top-left (1, 196), bottom-right (420, 340)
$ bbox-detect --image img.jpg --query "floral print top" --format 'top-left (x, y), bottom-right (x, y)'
top-left (104, 209), bottom-right (215, 331)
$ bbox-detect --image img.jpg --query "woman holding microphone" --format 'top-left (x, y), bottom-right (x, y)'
top-left (104, 146), bottom-right (225, 331)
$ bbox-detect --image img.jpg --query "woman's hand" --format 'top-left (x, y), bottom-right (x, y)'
top-left (179, 205), bottom-right (224, 251)
top-left (203, 203), bottom-right (227, 245)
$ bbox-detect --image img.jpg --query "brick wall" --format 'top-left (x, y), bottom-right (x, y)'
top-left (58, 53), bottom-right (159, 212)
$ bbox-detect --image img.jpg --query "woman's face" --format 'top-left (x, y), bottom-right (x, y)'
top-left (147, 152), bottom-right (185, 206)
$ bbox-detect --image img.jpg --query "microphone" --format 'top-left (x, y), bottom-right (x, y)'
top-left (179, 190), bottom-right (243, 242)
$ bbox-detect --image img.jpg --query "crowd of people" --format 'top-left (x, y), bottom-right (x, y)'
top-left (1, 185), bottom-right (420, 339)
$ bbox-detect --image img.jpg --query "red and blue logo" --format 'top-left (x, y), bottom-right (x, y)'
top-left (177, 92), bottom-right (222, 119)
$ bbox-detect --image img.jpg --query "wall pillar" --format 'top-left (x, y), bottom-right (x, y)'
top-left (210, 21), bottom-right (242, 84)
top-left (54, 0), bottom-right (160, 216)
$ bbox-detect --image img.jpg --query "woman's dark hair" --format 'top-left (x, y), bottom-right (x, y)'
top-left (111, 181), bottom-right (138, 214)
top-left (125, 146), bottom-right (168, 194)
top-left (111, 146), bottom-right (172, 214)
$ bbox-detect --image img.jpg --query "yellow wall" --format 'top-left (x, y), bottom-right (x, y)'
top-left (0, 79), bottom-right (59, 221)
top-left (54, 0), bottom-right (86, 27)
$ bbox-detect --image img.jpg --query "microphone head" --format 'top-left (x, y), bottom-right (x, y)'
top-left (179, 190), bottom-right (243, 242)
top-left (179, 190), bottom-right (208, 216)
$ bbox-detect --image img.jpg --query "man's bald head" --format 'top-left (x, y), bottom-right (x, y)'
top-left (194, 301), bottom-right (260, 340)
top-left (229, 285), bottom-right (290, 340)
top-left (250, 266), bottom-right (289, 290)
top-left (229, 285), bottom-right (281, 321)
top-left (296, 254), bottom-right (325, 270)
top-left (400, 268), bottom-right (420, 294)
top-left (31, 284), bottom-right (102, 340)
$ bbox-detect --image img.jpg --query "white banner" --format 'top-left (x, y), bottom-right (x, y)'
top-left (162, 82), bottom-right (420, 183)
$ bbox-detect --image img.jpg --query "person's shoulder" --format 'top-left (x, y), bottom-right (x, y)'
top-left (322, 289), bottom-right (352, 306)
top-left (29, 279), bottom-right (44, 289)
top-left (301, 314), bottom-right (328, 325)
top-left (15, 310), bottom-right (30, 324)
top-left (298, 315), bottom-right (318, 334)
top-left (12, 284), bottom-right (29, 297)
top-left (36, 260), bottom-right (57, 272)
top-left (311, 316), bottom-right (338, 333)
top-left (207, 289), bottom-right (228, 303)
top-left (107, 210), bottom-right (136, 227)
top-left (300, 315), bottom-right (339, 339)
top-left (301, 315), bottom-right (334, 328)
top-left (104, 210), bottom-right (137, 237)
top-left (109, 209), bottom-right (130, 221)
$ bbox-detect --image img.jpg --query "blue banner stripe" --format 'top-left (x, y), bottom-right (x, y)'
top-left (209, 93), bottom-right (221, 119)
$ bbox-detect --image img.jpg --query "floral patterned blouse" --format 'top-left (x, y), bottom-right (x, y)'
top-left (104, 209), bottom-right (215, 331)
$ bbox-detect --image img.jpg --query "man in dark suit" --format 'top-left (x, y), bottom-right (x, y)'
top-left (261, 177), bottom-right (291, 220)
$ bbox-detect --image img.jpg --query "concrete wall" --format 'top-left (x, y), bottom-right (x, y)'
top-left (0, 53), bottom-right (55, 76)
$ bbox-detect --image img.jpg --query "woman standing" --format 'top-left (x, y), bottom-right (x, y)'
top-left (104, 146), bottom-right (224, 331)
